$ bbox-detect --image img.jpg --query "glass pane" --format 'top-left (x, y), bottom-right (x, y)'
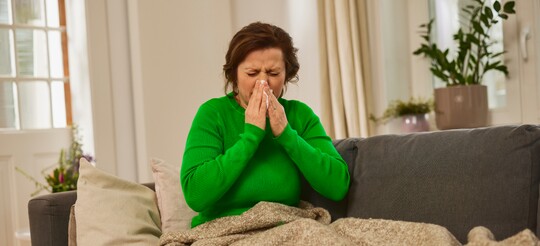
top-left (0, 82), bottom-right (18, 129)
top-left (430, 0), bottom-right (507, 109)
top-left (45, 0), bottom-right (59, 27)
top-left (16, 29), bottom-right (49, 77)
top-left (0, 29), bottom-right (14, 76)
top-left (14, 0), bottom-right (45, 26)
top-left (51, 81), bottom-right (66, 128)
top-left (18, 81), bottom-right (51, 129)
top-left (48, 31), bottom-right (63, 78)
top-left (0, 0), bottom-right (11, 24)
top-left (483, 13), bottom-right (506, 109)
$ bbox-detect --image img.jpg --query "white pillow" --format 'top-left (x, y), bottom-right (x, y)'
top-left (150, 158), bottom-right (196, 232)
top-left (75, 158), bottom-right (161, 245)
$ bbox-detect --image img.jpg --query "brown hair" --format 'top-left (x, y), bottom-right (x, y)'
top-left (223, 22), bottom-right (299, 95)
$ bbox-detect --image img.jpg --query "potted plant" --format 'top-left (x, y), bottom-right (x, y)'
top-left (413, 0), bottom-right (515, 129)
top-left (370, 97), bottom-right (434, 133)
top-left (15, 125), bottom-right (94, 196)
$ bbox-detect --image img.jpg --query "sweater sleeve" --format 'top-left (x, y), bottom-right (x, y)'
top-left (274, 103), bottom-right (350, 201)
top-left (181, 103), bottom-right (265, 212)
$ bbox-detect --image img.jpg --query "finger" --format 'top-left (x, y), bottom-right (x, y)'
top-left (269, 89), bottom-right (279, 111)
top-left (248, 80), bottom-right (262, 109)
top-left (263, 91), bottom-right (269, 110)
top-left (258, 80), bottom-right (269, 112)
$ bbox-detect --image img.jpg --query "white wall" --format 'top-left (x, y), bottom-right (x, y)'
top-left (128, 0), bottom-right (322, 181)
top-left (230, 0), bottom-right (323, 115)
top-left (80, 0), bottom-right (118, 176)
top-left (77, 0), bottom-right (427, 180)
top-left (367, 0), bottom-right (432, 135)
top-left (131, 0), bottom-right (232, 181)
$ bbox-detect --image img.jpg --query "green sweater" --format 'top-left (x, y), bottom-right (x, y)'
top-left (181, 93), bottom-right (350, 227)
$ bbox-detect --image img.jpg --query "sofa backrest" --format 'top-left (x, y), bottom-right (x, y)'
top-left (301, 124), bottom-right (540, 243)
top-left (300, 138), bottom-right (358, 220)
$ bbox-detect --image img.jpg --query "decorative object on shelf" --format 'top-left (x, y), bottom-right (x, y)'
top-left (15, 125), bottom-right (94, 196)
top-left (401, 114), bottom-right (431, 133)
top-left (413, 0), bottom-right (515, 129)
top-left (370, 97), bottom-right (434, 133)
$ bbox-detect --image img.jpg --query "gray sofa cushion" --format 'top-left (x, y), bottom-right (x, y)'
top-left (346, 125), bottom-right (540, 243)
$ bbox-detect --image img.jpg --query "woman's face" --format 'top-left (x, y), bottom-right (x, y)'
top-left (235, 48), bottom-right (286, 108)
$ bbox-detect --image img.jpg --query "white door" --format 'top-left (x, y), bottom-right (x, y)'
top-left (0, 129), bottom-right (70, 246)
top-left (0, 0), bottom-right (72, 244)
top-left (514, 0), bottom-right (540, 124)
top-left (488, 0), bottom-right (539, 125)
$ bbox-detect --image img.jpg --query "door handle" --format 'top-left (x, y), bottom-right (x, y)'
top-left (520, 26), bottom-right (531, 61)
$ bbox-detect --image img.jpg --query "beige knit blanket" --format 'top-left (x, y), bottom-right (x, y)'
top-left (159, 201), bottom-right (538, 246)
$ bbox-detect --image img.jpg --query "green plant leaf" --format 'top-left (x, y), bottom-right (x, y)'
top-left (490, 51), bottom-right (505, 58)
top-left (483, 6), bottom-right (494, 19)
top-left (467, 34), bottom-right (480, 45)
top-left (472, 22), bottom-right (484, 35)
top-left (499, 13), bottom-right (508, 19)
top-left (431, 68), bottom-right (448, 81)
top-left (493, 1), bottom-right (501, 12)
top-left (495, 65), bottom-right (509, 75)
top-left (466, 75), bottom-right (475, 85)
top-left (480, 15), bottom-right (489, 28)
top-left (503, 1), bottom-right (515, 14)
top-left (455, 73), bottom-right (465, 84)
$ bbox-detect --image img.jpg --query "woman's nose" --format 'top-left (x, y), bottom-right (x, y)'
top-left (258, 79), bottom-right (269, 87)
top-left (258, 74), bottom-right (269, 82)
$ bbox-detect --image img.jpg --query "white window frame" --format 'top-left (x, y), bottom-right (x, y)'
top-left (0, 0), bottom-right (71, 130)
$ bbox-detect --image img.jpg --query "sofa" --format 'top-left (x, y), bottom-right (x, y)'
top-left (28, 124), bottom-right (540, 245)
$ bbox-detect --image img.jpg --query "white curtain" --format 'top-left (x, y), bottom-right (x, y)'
top-left (319, 0), bottom-right (371, 139)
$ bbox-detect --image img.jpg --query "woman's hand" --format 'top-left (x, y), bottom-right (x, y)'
top-left (266, 88), bottom-right (288, 137)
top-left (245, 80), bottom-right (268, 130)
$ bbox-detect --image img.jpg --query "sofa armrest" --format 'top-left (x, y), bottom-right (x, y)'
top-left (27, 183), bottom-right (155, 246)
top-left (28, 190), bottom-right (77, 246)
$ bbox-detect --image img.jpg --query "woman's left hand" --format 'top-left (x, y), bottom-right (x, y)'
top-left (266, 88), bottom-right (288, 137)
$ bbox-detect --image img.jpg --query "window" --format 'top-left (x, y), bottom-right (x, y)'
top-left (0, 0), bottom-right (71, 130)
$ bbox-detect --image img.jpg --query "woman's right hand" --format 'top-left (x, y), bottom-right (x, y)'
top-left (245, 80), bottom-right (268, 130)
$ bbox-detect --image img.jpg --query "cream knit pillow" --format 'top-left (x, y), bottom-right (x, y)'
top-left (75, 159), bottom-right (161, 245)
top-left (150, 158), bottom-right (196, 232)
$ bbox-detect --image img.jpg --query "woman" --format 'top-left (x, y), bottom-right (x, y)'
top-left (181, 22), bottom-right (350, 228)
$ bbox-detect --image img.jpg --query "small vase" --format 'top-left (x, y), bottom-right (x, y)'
top-left (401, 114), bottom-right (430, 133)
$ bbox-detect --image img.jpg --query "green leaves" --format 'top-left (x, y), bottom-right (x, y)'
top-left (503, 1), bottom-right (515, 14)
top-left (412, 0), bottom-right (515, 86)
top-left (497, 1), bottom-right (515, 19)
top-left (369, 97), bottom-right (434, 124)
top-left (493, 1), bottom-right (501, 12)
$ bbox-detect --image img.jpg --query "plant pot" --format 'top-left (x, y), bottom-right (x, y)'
top-left (401, 114), bottom-right (430, 133)
top-left (434, 85), bottom-right (488, 130)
